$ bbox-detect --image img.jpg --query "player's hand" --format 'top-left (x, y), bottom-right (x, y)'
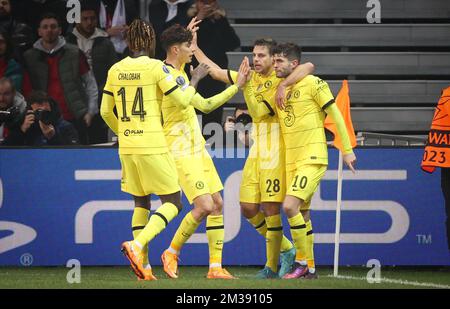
top-left (187, 16), bottom-right (202, 33)
top-left (236, 57), bottom-right (250, 88)
top-left (276, 81), bottom-right (288, 110)
top-left (189, 63), bottom-right (210, 88)
top-left (191, 63), bottom-right (210, 80)
top-left (343, 152), bottom-right (357, 173)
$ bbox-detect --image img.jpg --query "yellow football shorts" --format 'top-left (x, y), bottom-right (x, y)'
top-left (175, 149), bottom-right (223, 204)
top-left (240, 148), bottom-right (286, 204)
top-left (119, 153), bottom-right (180, 197)
top-left (286, 164), bottom-right (327, 210)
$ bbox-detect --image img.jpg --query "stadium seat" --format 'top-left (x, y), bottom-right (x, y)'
top-left (233, 24), bottom-right (450, 48)
top-left (222, 0), bottom-right (450, 19)
top-left (227, 52), bottom-right (450, 76)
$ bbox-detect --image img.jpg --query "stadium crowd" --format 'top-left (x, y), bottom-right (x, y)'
top-left (0, 0), bottom-right (240, 146)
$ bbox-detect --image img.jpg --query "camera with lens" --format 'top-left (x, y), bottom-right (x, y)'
top-left (0, 106), bottom-right (20, 125)
top-left (28, 109), bottom-right (52, 125)
top-left (234, 113), bottom-right (252, 131)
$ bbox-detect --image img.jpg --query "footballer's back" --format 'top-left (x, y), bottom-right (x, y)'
top-left (104, 56), bottom-right (172, 154)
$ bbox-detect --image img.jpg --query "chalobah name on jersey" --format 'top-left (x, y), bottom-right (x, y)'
top-left (118, 73), bottom-right (141, 80)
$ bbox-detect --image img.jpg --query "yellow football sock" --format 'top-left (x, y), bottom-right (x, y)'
top-left (288, 213), bottom-right (308, 264)
top-left (132, 207), bottom-right (149, 265)
top-left (248, 212), bottom-right (267, 236)
top-left (206, 215), bottom-right (224, 267)
top-left (265, 214), bottom-right (283, 272)
top-left (170, 211), bottom-right (201, 252)
top-left (280, 235), bottom-right (294, 252)
top-left (134, 202), bottom-right (179, 247)
top-left (248, 212), bottom-right (292, 253)
top-left (306, 220), bottom-right (315, 270)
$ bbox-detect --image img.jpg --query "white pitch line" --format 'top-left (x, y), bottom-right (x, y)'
top-left (328, 274), bottom-right (450, 289)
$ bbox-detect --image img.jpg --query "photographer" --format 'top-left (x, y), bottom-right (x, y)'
top-left (3, 90), bottom-right (79, 146)
top-left (0, 77), bottom-right (26, 141)
top-left (223, 104), bottom-right (251, 148)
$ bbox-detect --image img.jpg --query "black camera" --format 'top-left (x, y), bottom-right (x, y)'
top-left (235, 113), bottom-right (252, 126)
top-left (0, 106), bottom-right (20, 124)
top-left (232, 113), bottom-right (252, 133)
top-left (28, 109), bottom-right (52, 125)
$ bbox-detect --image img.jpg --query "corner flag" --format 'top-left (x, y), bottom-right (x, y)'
top-left (324, 80), bottom-right (357, 152)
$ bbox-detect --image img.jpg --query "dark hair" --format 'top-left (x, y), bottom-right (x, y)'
top-left (80, 0), bottom-right (100, 16)
top-left (127, 19), bottom-right (156, 57)
top-left (0, 77), bottom-right (15, 92)
top-left (253, 38), bottom-right (277, 55)
top-left (160, 24), bottom-right (193, 52)
top-left (272, 42), bottom-right (302, 62)
top-left (234, 103), bottom-right (248, 113)
top-left (0, 29), bottom-right (13, 60)
top-left (39, 12), bottom-right (62, 28)
top-left (28, 90), bottom-right (50, 106)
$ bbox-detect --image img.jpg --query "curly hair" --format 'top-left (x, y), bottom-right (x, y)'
top-left (126, 19), bottom-right (156, 57)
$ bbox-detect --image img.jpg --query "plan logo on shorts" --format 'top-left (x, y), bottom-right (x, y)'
top-left (195, 181), bottom-right (204, 190)
top-left (293, 90), bottom-right (300, 99)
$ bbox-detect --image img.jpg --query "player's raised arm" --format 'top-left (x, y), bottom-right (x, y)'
top-left (190, 57), bottom-right (250, 113)
top-left (236, 57), bottom-right (275, 121)
top-left (276, 62), bottom-right (315, 110)
top-left (324, 103), bottom-right (357, 173)
top-left (188, 17), bottom-right (232, 84)
top-left (314, 78), bottom-right (357, 172)
top-left (100, 70), bottom-right (118, 134)
top-left (155, 62), bottom-right (209, 109)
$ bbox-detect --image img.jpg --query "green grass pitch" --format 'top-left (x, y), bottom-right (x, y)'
top-left (0, 266), bottom-right (449, 289)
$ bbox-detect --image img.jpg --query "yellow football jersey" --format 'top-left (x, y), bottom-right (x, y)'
top-left (229, 69), bottom-right (283, 162)
top-left (228, 69), bottom-right (280, 123)
top-left (161, 63), bottom-right (205, 158)
top-left (101, 56), bottom-right (195, 155)
top-left (277, 75), bottom-right (335, 168)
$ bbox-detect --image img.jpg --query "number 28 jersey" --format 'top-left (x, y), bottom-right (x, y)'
top-left (103, 56), bottom-right (184, 155)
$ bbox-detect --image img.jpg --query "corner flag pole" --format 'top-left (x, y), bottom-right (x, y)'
top-left (333, 150), bottom-right (344, 277)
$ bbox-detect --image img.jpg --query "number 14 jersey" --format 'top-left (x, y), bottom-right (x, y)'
top-left (103, 56), bottom-right (193, 155)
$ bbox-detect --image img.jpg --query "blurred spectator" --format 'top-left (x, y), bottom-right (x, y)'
top-left (0, 30), bottom-right (23, 91)
top-left (0, 77), bottom-right (26, 142)
top-left (148, 0), bottom-right (194, 59)
top-left (11, 0), bottom-right (69, 35)
top-left (23, 13), bottom-right (98, 145)
top-left (189, 0), bottom-right (240, 132)
top-left (3, 90), bottom-right (79, 146)
top-left (0, 0), bottom-right (34, 61)
top-left (66, 2), bottom-right (118, 143)
top-left (223, 104), bottom-right (251, 148)
top-left (95, 0), bottom-right (139, 56)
